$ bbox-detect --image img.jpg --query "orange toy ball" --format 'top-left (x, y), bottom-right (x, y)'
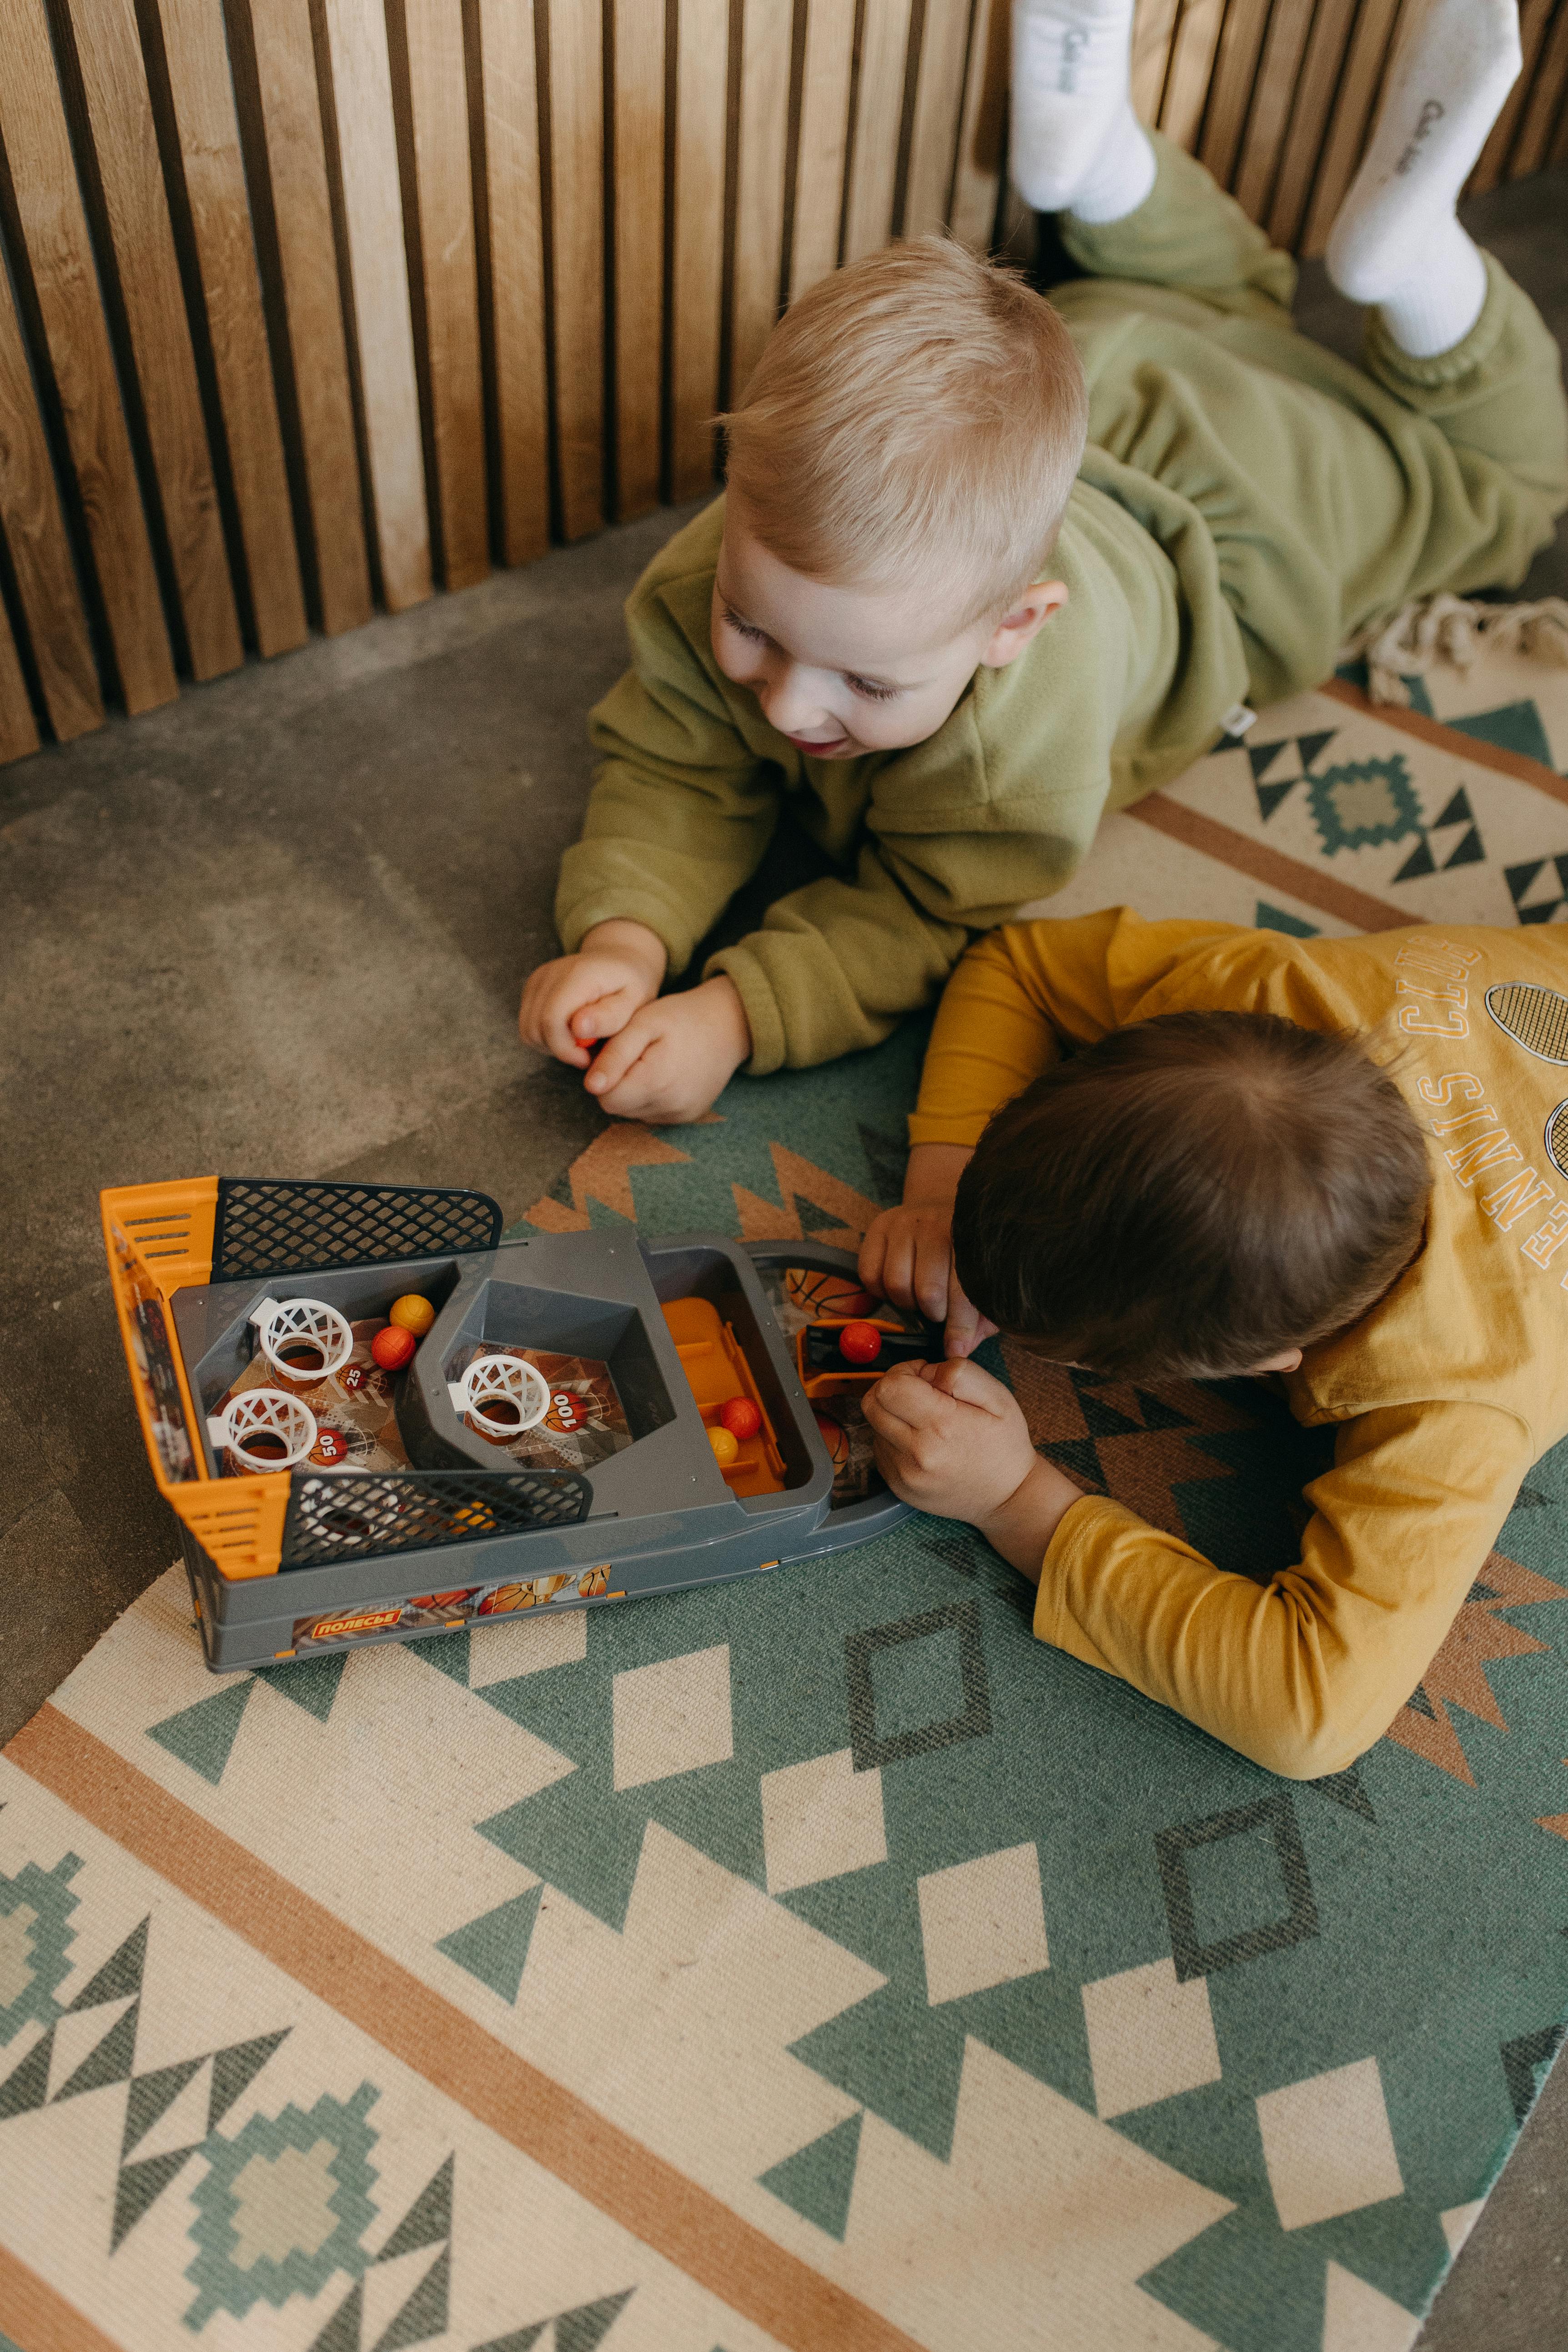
top-left (838, 1320), bottom-right (883, 1365)
top-left (388, 1293), bottom-right (436, 1336)
top-left (372, 1324), bottom-right (417, 1372)
top-left (719, 1396), bottom-right (762, 1441)
top-left (708, 1424), bottom-right (740, 1466)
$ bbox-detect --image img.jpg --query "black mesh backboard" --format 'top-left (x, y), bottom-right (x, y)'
top-left (280, 1467), bottom-right (591, 1568)
top-left (211, 1178), bottom-right (503, 1280)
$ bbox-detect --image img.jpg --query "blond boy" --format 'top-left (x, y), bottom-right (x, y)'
top-left (521, 0), bottom-right (1566, 1122)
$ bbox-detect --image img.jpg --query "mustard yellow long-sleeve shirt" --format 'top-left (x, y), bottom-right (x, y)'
top-left (912, 911), bottom-right (1568, 1778)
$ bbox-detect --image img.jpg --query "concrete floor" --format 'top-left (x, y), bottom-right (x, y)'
top-left (3, 167), bottom-right (1566, 2350)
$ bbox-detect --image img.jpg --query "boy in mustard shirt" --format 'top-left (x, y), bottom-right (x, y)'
top-left (858, 912), bottom-right (1568, 1779)
top-left (521, 0), bottom-right (1566, 1123)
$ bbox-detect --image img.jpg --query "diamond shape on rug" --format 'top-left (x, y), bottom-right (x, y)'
top-left (1307, 755), bottom-right (1422, 854)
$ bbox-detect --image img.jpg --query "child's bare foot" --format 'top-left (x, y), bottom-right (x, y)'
top-left (1326, 0), bottom-right (1521, 357)
top-left (1010, 0), bottom-right (1155, 222)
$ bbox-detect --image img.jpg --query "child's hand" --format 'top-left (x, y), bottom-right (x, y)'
top-left (862, 1357), bottom-right (1085, 1576)
top-left (863, 1357), bottom-right (1037, 1523)
top-left (859, 1201), bottom-right (997, 1358)
top-left (577, 976), bottom-right (752, 1123)
top-left (519, 920), bottom-right (668, 1071)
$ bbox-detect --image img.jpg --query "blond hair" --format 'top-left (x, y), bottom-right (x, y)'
top-left (720, 236), bottom-right (1088, 624)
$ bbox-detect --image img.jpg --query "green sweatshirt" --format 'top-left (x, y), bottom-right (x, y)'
top-left (556, 477), bottom-right (1249, 1073)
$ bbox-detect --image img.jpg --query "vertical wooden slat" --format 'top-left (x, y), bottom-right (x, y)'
top-left (670, 0), bottom-right (728, 497)
top-left (949, 0), bottom-right (1007, 250)
top-left (62, 0), bottom-right (242, 680)
top-left (610, 0), bottom-right (663, 516)
top-left (398, 0), bottom-right (487, 587)
top-left (1129, 0), bottom-right (1180, 124)
top-left (1198, 0), bottom-right (1272, 188)
top-left (475, 0), bottom-right (548, 563)
top-left (1553, 68), bottom-right (1568, 168)
top-left (0, 263), bottom-right (103, 739)
top-left (1468, 0), bottom-right (1555, 197)
top-left (0, 585), bottom-right (41, 763)
top-left (1299, 0), bottom-right (1405, 254)
top-left (240, 0), bottom-right (371, 633)
top-left (730, 0), bottom-right (793, 390)
top-left (1231, 0), bottom-right (1319, 226)
top-left (1510, 0), bottom-right (1568, 178)
top-left (321, 0), bottom-right (431, 606)
top-left (1268, 0), bottom-right (1359, 251)
top-left (904, 0), bottom-right (974, 237)
top-left (1158, 0), bottom-right (1225, 151)
top-left (0, 0), bottom-right (177, 712)
top-left (544, 0), bottom-right (603, 539)
top-left (841, 0), bottom-right (914, 263)
top-left (154, 0), bottom-right (309, 653)
top-left (790, 0), bottom-right (857, 299)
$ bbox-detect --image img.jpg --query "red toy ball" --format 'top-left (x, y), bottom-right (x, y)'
top-left (371, 1324), bottom-right (417, 1372)
top-left (838, 1320), bottom-right (883, 1365)
top-left (719, 1395), bottom-right (762, 1441)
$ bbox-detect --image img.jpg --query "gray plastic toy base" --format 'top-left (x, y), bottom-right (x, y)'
top-left (169, 1234), bottom-right (916, 1671)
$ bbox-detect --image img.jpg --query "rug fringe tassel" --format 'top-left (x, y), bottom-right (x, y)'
top-left (1340, 593), bottom-right (1568, 706)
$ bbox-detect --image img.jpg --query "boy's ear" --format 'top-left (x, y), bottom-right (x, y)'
top-left (978, 581), bottom-right (1069, 669)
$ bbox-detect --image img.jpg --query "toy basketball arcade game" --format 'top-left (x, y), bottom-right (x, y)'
top-left (104, 1176), bottom-right (930, 1673)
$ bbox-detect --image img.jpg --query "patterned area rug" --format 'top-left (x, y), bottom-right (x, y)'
top-left (3, 645), bottom-right (1568, 2352)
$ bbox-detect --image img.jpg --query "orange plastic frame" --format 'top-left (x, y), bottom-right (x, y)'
top-left (101, 1178), bottom-right (290, 1580)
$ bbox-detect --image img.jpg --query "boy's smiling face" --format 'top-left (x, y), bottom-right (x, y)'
top-left (712, 498), bottom-right (1068, 759)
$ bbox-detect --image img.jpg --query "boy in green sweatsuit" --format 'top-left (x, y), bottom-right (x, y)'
top-left (521, 0), bottom-right (1567, 1125)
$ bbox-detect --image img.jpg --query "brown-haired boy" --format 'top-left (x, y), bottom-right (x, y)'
top-left (859, 912), bottom-right (1568, 1779)
top-left (521, 0), bottom-right (1566, 1124)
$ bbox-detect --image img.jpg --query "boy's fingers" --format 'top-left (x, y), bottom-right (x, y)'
top-left (879, 1229), bottom-right (918, 1309)
top-left (571, 986), bottom-right (641, 1044)
top-left (927, 1356), bottom-right (1010, 1411)
top-left (861, 1369), bottom-right (927, 1440)
top-left (857, 1221), bottom-right (889, 1297)
top-left (912, 1231), bottom-right (951, 1322)
top-left (583, 1012), bottom-right (659, 1096)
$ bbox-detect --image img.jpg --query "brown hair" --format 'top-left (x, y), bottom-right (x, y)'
top-left (720, 237), bottom-right (1088, 625)
top-left (952, 1012), bottom-right (1432, 1381)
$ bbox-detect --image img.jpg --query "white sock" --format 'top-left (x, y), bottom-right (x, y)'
top-left (1010, 0), bottom-right (1144, 214)
top-left (1325, 0), bottom-right (1520, 353)
top-left (1377, 218), bottom-right (1490, 357)
top-left (1069, 103), bottom-right (1158, 225)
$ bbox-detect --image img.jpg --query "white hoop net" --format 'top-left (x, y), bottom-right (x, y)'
top-left (452, 1352), bottom-right (551, 1437)
top-left (252, 1295), bottom-right (355, 1384)
top-left (214, 1387), bottom-right (319, 1473)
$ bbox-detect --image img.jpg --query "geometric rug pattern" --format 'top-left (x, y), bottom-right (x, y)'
top-left (3, 638), bottom-right (1567, 2352)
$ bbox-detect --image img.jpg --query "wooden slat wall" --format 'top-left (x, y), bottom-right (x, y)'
top-left (2, 0), bottom-right (1566, 767)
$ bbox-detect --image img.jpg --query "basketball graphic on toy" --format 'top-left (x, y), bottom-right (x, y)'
top-left (372, 1324), bottom-right (417, 1371)
top-left (388, 1293), bottom-right (436, 1336)
top-left (838, 1321), bottom-right (883, 1365)
top-left (719, 1395), bottom-right (762, 1440)
top-left (814, 1409), bottom-right (849, 1469)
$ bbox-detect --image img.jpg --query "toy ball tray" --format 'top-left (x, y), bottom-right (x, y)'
top-left (103, 1176), bottom-right (929, 1673)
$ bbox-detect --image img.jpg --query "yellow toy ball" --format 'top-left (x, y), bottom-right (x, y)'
top-left (388, 1293), bottom-right (436, 1337)
top-left (708, 1424), bottom-right (740, 1466)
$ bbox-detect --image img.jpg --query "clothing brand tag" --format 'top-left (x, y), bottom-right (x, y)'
top-left (1220, 703), bottom-right (1258, 738)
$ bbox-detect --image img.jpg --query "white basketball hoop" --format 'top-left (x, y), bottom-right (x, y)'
top-left (208, 1387), bottom-right (319, 1473)
top-left (448, 1352), bottom-right (550, 1438)
top-left (250, 1295), bottom-right (355, 1385)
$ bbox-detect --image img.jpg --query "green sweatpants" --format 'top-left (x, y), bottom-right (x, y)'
top-left (1052, 136), bottom-right (1568, 706)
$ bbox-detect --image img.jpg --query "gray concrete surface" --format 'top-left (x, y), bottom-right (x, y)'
top-left (2, 166), bottom-right (1566, 2352)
